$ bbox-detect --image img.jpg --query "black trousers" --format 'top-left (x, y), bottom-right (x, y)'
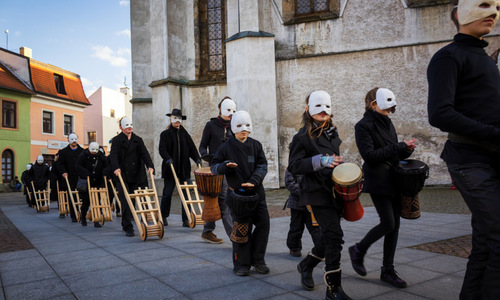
top-left (448, 162), bottom-right (500, 300)
top-left (357, 193), bottom-right (401, 267)
top-left (228, 190), bottom-right (270, 271)
top-left (287, 208), bottom-right (323, 257)
top-left (161, 177), bottom-right (191, 222)
top-left (311, 205), bottom-right (343, 271)
top-left (117, 180), bottom-right (144, 232)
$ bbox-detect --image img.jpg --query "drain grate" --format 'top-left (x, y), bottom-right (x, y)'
top-left (410, 235), bottom-right (471, 258)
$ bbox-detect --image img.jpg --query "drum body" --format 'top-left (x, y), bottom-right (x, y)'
top-left (395, 160), bottom-right (429, 219)
top-left (331, 163), bottom-right (364, 222)
top-left (194, 167), bottom-right (223, 222)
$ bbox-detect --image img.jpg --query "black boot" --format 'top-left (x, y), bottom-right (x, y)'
top-left (297, 252), bottom-right (323, 290)
top-left (348, 244), bottom-right (367, 276)
top-left (380, 265), bottom-right (407, 288)
top-left (324, 269), bottom-right (352, 300)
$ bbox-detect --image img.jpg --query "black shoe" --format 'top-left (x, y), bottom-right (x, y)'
top-left (348, 244), bottom-right (367, 276)
top-left (126, 230), bottom-right (135, 237)
top-left (163, 218), bottom-right (168, 226)
top-left (298, 253), bottom-right (322, 291)
top-left (94, 222), bottom-right (102, 228)
top-left (71, 218), bottom-right (77, 223)
top-left (59, 214), bottom-right (65, 218)
top-left (234, 267), bottom-right (250, 276)
top-left (182, 221), bottom-right (189, 227)
top-left (252, 264), bottom-right (270, 274)
top-left (290, 249), bottom-right (302, 257)
top-left (380, 266), bottom-right (407, 288)
top-left (81, 218), bottom-right (87, 227)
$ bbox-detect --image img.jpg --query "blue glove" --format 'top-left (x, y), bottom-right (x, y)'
top-left (320, 155), bottom-right (336, 168)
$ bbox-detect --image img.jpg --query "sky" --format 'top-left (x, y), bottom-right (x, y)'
top-left (0, 0), bottom-right (131, 97)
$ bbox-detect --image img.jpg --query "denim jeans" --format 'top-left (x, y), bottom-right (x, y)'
top-left (448, 162), bottom-right (500, 300)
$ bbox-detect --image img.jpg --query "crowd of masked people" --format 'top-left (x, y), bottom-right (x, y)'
top-left (18, 2), bottom-right (500, 298)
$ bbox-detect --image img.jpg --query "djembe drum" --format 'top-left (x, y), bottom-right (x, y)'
top-left (331, 163), bottom-right (364, 222)
top-left (395, 159), bottom-right (429, 219)
top-left (228, 188), bottom-right (260, 243)
top-left (194, 167), bottom-right (223, 222)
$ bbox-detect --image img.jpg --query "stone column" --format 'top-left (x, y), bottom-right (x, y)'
top-left (225, 1), bottom-right (280, 188)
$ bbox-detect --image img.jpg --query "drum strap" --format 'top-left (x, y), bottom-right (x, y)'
top-left (448, 133), bottom-right (500, 154)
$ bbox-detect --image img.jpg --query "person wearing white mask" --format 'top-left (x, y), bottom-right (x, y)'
top-left (110, 116), bottom-right (155, 237)
top-left (75, 142), bottom-right (110, 227)
top-left (288, 91), bottom-right (351, 299)
top-left (428, 1), bottom-right (500, 298)
top-left (211, 110), bottom-right (270, 277)
top-left (159, 108), bottom-right (201, 227)
top-left (198, 97), bottom-right (236, 244)
top-left (29, 155), bottom-right (50, 207)
top-left (56, 133), bottom-right (84, 221)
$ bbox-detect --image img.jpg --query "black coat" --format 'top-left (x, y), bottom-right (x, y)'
top-left (355, 110), bottom-right (412, 195)
top-left (29, 163), bottom-right (49, 190)
top-left (109, 132), bottom-right (154, 186)
top-left (285, 169), bottom-right (305, 211)
top-left (199, 116), bottom-right (233, 162)
top-left (56, 145), bottom-right (84, 189)
top-left (159, 126), bottom-right (200, 180)
top-left (75, 149), bottom-right (109, 188)
top-left (288, 126), bottom-right (342, 207)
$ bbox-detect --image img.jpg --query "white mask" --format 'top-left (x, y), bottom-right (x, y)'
top-left (308, 91), bottom-right (332, 116)
top-left (120, 116), bottom-right (133, 129)
top-left (231, 111), bottom-right (253, 133)
top-left (458, 0), bottom-right (500, 25)
top-left (37, 155), bottom-right (44, 164)
top-left (89, 142), bottom-right (100, 154)
top-left (220, 98), bottom-right (236, 117)
top-left (375, 88), bottom-right (397, 110)
top-left (170, 116), bottom-right (182, 124)
top-left (68, 133), bottom-right (78, 144)
top-left (26, 164), bottom-right (32, 171)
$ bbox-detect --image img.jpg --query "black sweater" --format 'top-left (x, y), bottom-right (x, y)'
top-left (427, 33), bottom-right (500, 164)
top-left (199, 116), bottom-right (233, 162)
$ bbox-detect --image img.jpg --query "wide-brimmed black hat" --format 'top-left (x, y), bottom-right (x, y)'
top-left (166, 108), bottom-right (187, 120)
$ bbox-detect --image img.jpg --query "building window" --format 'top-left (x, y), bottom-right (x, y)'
top-left (1, 100), bottom-right (17, 129)
top-left (199, 0), bottom-right (226, 81)
top-left (1, 149), bottom-right (14, 183)
top-left (43, 111), bottom-right (54, 134)
top-left (282, 0), bottom-right (340, 25)
top-left (87, 131), bottom-right (96, 143)
top-left (297, 0), bottom-right (328, 14)
top-left (54, 73), bottom-right (66, 94)
top-left (63, 115), bottom-right (73, 136)
top-left (110, 109), bottom-right (115, 118)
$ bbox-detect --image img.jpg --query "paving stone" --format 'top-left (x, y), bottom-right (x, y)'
top-left (3, 277), bottom-right (70, 300)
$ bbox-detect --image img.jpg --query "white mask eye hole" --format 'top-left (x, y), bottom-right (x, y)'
top-left (237, 124), bottom-right (242, 128)
top-left (326, 105), bottom-right (330, 108)
top-left (479, 3), bottom-right (490, 8)
top-left (246, 124), bottom-right (250, 127)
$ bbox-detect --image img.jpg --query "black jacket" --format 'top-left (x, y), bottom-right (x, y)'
top-left (285, 169), bottom-right (305, 211)
top-left (56, 145), bottom-right (84, 189)
top-left (288, 126), bottom-right (342, 207)
top-left (428, 33), bottom-right (500, 164)
top-left (159, 125), bottom-right (201, 180)
top-left (199, 116), bottom-right (233, 162)
top-left (75, 149), bottom-right (110, 188)
top-left (355, 110), bottom-right (412, 195)
top-left (109, 132), bottom-right (154, 186)
top-left (29, 163), bottom-right (49, 190)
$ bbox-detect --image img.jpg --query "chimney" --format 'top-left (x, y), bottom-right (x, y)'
top-left (20, 47), bottom-right (32, 58)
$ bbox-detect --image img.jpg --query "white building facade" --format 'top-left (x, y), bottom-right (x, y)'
top-left (130, 0), bottom-right (500, 187)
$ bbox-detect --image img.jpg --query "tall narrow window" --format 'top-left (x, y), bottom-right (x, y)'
top-left (1, 149), bottom-right (14, 183)
top-left (87, 131), bottom-right (96, 143)
top-left (296, 0), bottom-right (328, 14)
top-left (199, 0), bottom-right (226, 80)
top-left (63, 115), bottom-right (73, 136)
top-left (2, 100), bottom-right (17, 129)
top-left (54, 73), bottom-right (66, 94)
top-left (43, 111), bottom-right (54, 134)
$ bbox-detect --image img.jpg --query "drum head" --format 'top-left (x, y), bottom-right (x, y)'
top-left (398, 160), bottom-right (427, 170)
top-left (332, 163), bottom-right (362, 186)
top-left (194, 167), bottom-right (212, 175)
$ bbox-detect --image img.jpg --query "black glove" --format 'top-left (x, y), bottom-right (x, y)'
top-left (201, 154), bottom-right (212, 162)
top-left (165, 159), bottom-right (172, 165)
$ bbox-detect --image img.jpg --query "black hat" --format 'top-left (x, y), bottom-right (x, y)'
top-left (166, 108), bottom-right (187, 120)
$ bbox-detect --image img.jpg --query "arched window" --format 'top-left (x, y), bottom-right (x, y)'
top-left (282, 0), bottom-right (340, 25)
top-left (1, 149), bottom-right (14, 183)
top-left (199, 0), bottom-right (227, 81)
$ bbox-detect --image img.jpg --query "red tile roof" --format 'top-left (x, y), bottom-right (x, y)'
top-left (30, 59), bottom-right (90, 105)
top-left (0, 63), bottom-right (34, 95)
